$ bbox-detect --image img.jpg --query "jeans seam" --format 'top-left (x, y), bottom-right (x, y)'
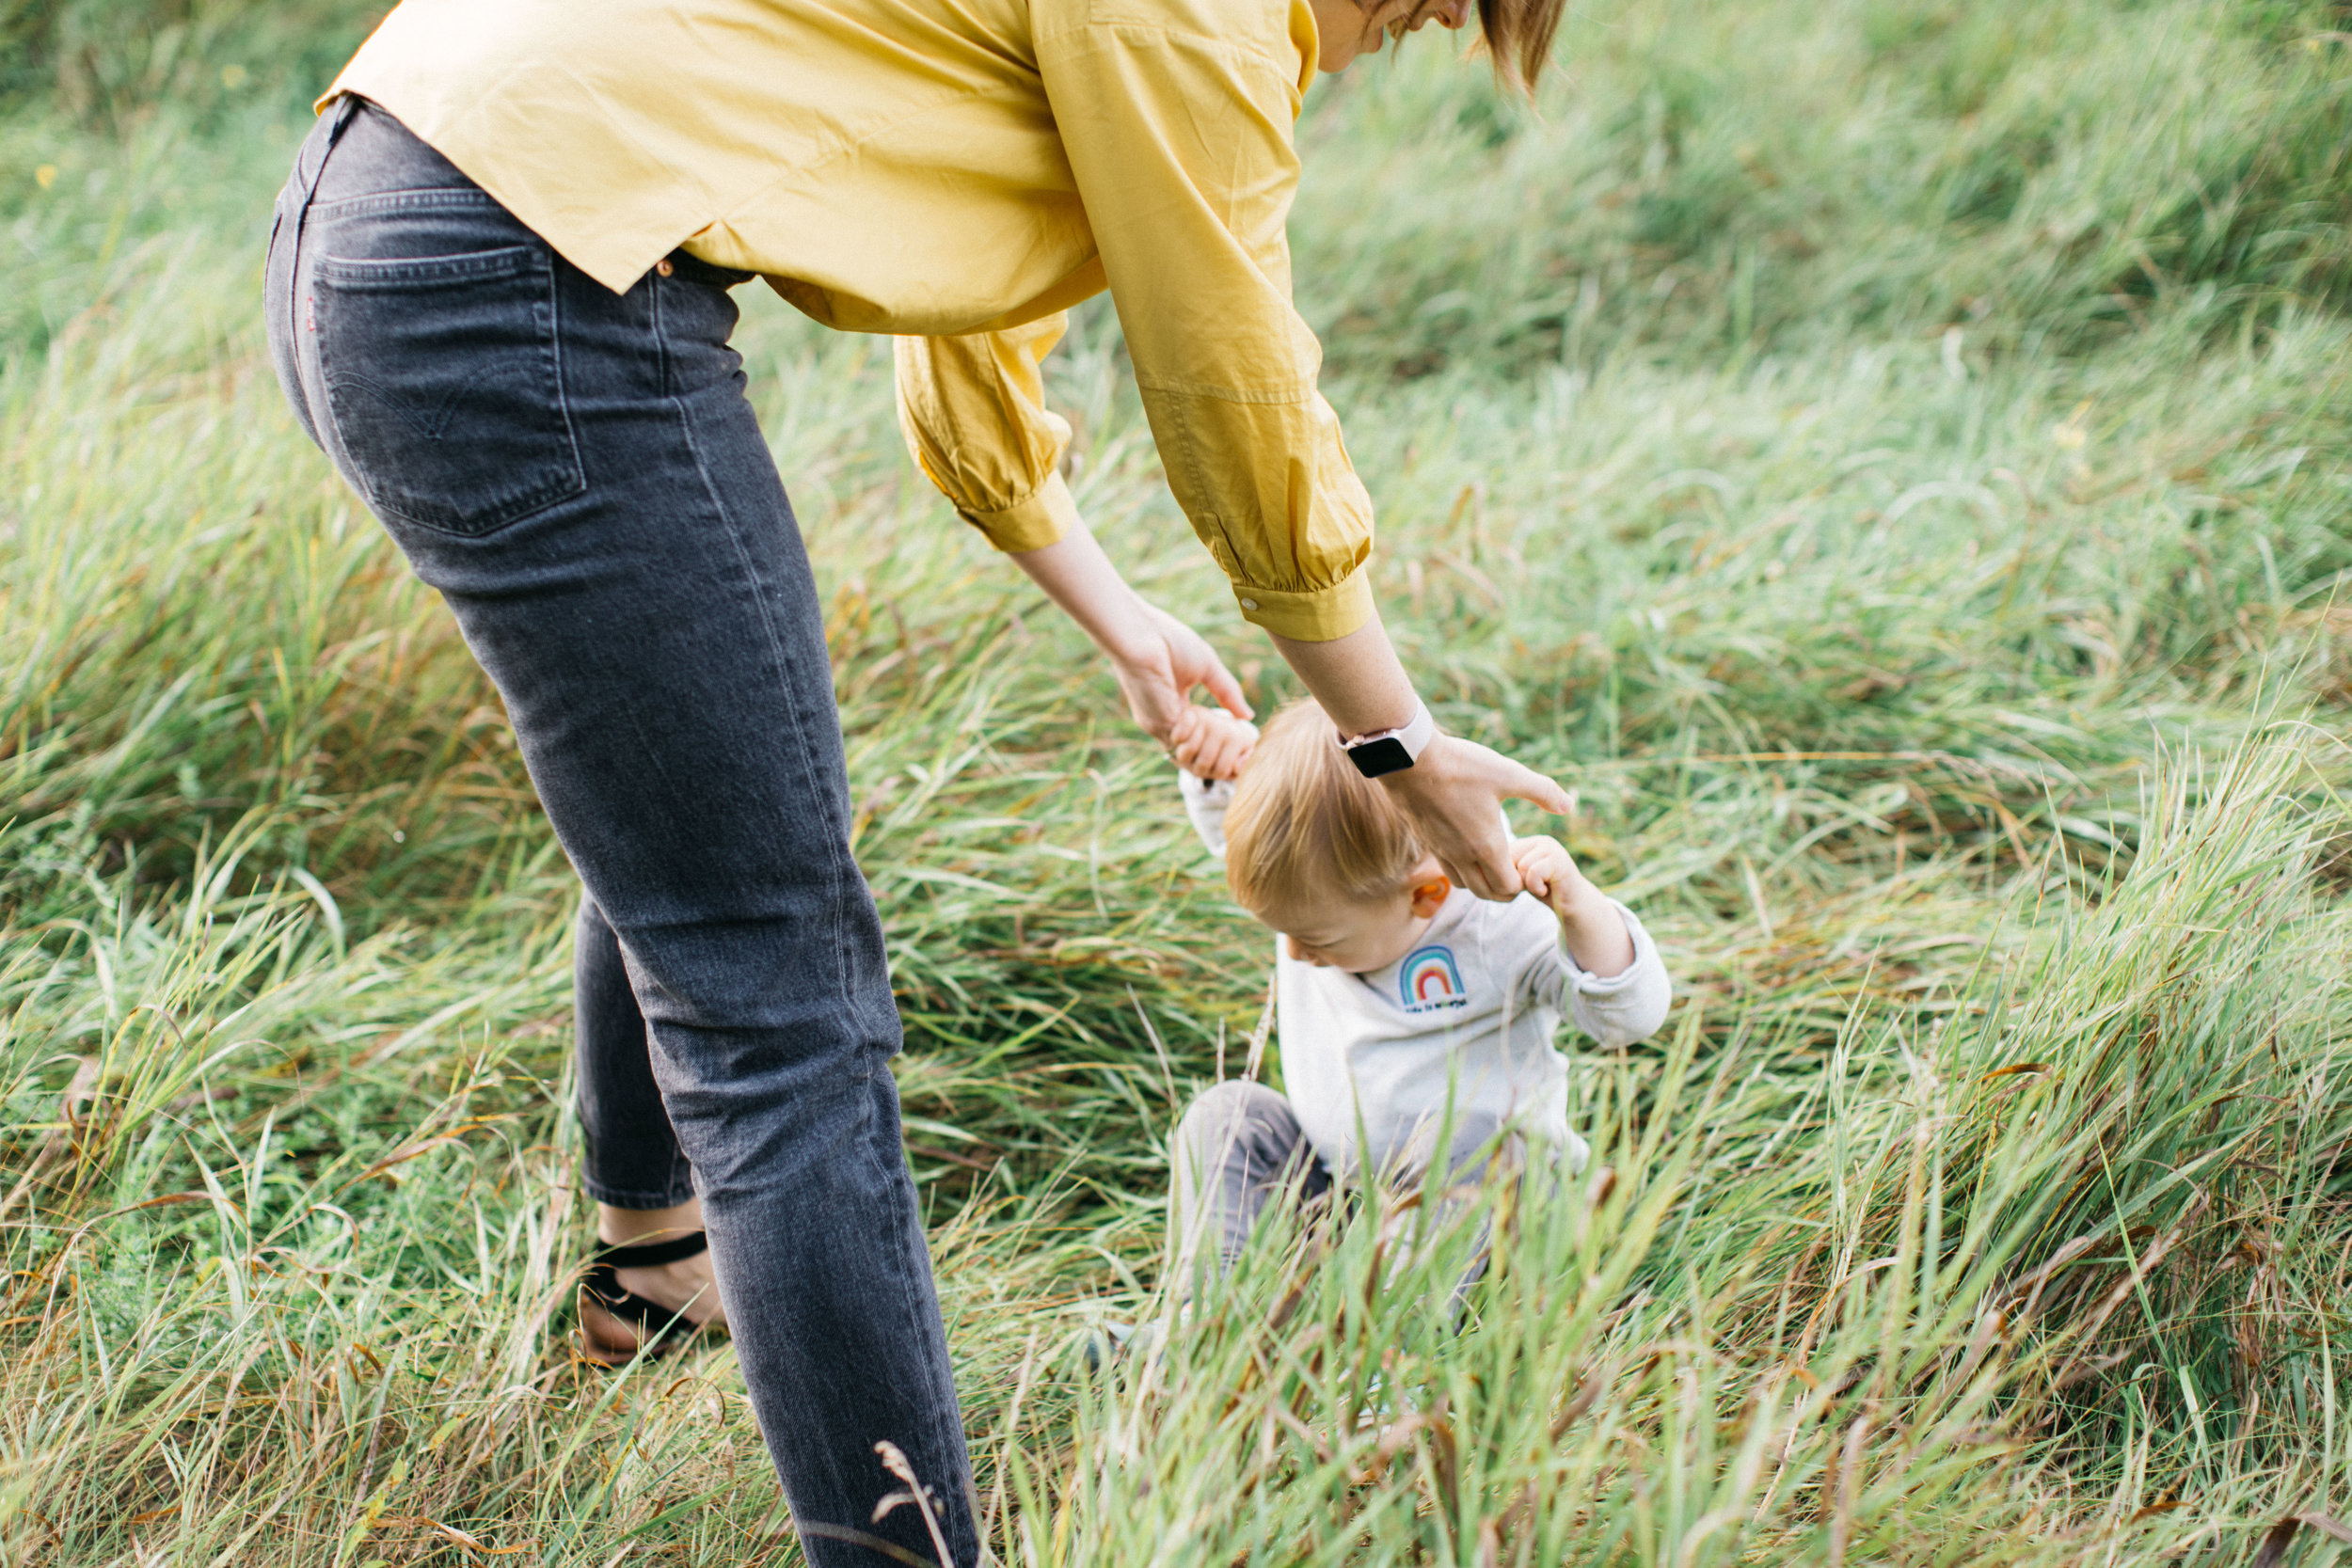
top-left (545, 247), bottom-right (578, 488)
top-left (860, 1074), bottom-right (968, 1544)
top-left (308, 187), bottom-right (499, 219)
top-left (287, 97), bottom-right (361, 338)
top-left (315, 245), bottom-right (536, 285)
top-left (651, 267), bottom-right (673, 400)
top-left (288, 97), bottom-right (362, 507)
top-left (667, 396), bottom-right (864, 1060)
top-left (282, 175), bottom-right (317, 419)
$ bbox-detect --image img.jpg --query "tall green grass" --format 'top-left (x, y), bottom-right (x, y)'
top-left (2, 0), bottom-right (2349, 1561)
top-left (1038, 736), bottom-right (2352, 1565)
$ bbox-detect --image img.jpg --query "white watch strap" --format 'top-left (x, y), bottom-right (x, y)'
top-left (1339, 698), bottom-right (1437, 764)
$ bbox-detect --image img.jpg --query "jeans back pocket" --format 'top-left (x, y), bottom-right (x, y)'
top-left (314, 245), bottom-right (586, 537)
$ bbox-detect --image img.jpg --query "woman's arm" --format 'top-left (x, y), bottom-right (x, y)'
top-left (1020, 12), bottom-right (1567, 895)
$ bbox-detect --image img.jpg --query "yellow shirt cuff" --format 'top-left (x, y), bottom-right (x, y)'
top-left (959, 471), bottom-right (1080, 554)
top-left (1232, 565), bottom-right (1375, 642)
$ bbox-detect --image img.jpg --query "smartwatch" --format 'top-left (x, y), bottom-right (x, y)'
top-left (1339, 700), bottom-right (1437, 779)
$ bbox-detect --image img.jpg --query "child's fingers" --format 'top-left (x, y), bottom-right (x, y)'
top-left (1171, 709), bottom-right (1222, 772)
top-left (1208, 716), bottom-right (1258, 779)
top-left (1175, 709), bottom-right (1255, 780)
top-left (1514, 836), bottom-right (1579, 903)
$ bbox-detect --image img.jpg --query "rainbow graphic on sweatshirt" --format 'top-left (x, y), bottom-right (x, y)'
top-left (1398, 944), bottom-right (1468, 1012)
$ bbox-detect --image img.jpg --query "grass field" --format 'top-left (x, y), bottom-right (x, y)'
top-left (4, 0), bottom-right (2352, 1562)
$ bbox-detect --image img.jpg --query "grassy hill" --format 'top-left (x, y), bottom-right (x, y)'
top-left (2, 1), bottom-right (2349, 1561)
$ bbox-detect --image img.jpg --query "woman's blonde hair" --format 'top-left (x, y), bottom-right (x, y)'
top-left (1383, 0), bottom-right (1565, 95)
top-left (1224, 699), bottom-right (1427, 910)
top-left (1473, 0), bottom-right (1565, 94)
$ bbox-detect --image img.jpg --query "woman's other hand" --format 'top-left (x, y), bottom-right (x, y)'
top-left (1007, 520), bottom-right (1256, 760)
top-left (1379, 734), bottom-right (1574, 900)
top-left (1268, 617), bottom-right (1571, 901)
top-left (1107, 602), bottom-right (1254, 760)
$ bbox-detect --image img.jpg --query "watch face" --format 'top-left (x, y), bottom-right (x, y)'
top-left (1346, 736), bottom-right (1415, 778)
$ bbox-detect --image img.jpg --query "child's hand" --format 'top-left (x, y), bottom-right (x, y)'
top-left (1509, 834), bottom-right (1589, 915)
top-left (1169, 705), bottom-right (1258, 781)
top-left (1512, 833), bottom-right (1635, 977)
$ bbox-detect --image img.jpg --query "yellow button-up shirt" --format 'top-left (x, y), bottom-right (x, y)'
top-left (328, 0), bottom-right (1376, 640)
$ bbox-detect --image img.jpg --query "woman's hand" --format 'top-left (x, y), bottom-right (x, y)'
top-left (1104, 602), bottom-right (1255, 762)
top-left (1378, 734), bottom-right (1574, 900)
top-left (1007, 522), bottom-right (1256, 772)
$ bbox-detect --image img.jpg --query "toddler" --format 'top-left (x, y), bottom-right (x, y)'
top-left (1166, 698), bottom-right (1673, 1293)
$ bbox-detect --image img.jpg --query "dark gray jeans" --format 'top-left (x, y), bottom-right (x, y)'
top-left (265, 100), bottom-right (975, 1568)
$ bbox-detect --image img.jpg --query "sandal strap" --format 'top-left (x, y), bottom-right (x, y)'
top-left (582, 1264), bottom-right (696, 1328)
top-left (592, 1229), bottom-right (708, 1268)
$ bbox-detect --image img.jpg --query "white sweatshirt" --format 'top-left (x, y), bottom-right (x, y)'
top-left (1181, 770), bottom-right (1673, 1180)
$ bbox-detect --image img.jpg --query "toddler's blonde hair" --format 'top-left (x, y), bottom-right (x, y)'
top-left (1225, 699), bottom-right (1427, 910)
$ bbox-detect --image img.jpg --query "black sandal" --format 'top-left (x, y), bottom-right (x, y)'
top-left (579, 1230), bottom-right (714, 1364)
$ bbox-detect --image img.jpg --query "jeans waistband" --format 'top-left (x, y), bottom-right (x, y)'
top-left (316, 96), bottom-right (484, 208)
top-left (666, 251), bottom-right (756, 289)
